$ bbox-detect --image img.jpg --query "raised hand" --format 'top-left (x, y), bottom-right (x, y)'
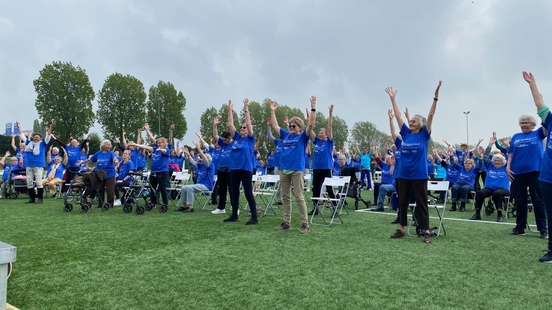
top-left (522, 71), bottom-right (535, 84)
top-left (434, 80), bottom-right (442, 98)
top-left (243, 98), bottom-right (249, 107)
top-left (404, 107), bottom-right (410, 119)
top-left (385, 87), bottom-right (397, 98)
top-left (228, 100), bottom-right (233, 110)
top-left (269, 100), bottom-right (277, 112)
top-left (143, 123), bottom-right (150, 131)
top-left (489, 133), bottom-right (497, 145)
top-left (284, 116), bottom-right (289, 125)
top-left (214, 115), bottom-right (221, 125)
top-left (266, 118), bottom-right (271, 126)
top-left (170, 124), bottom-right (175, 131)
top-left (310, 95), bottom-right (316, 108)
top-left (192, 141), bottom-right (200, 148)
top-left (5, 151), bottom-right (10, 156)
top-left (329, 104), bottom-right (334, 115)
top-left (388, 109), bottom-right (394, 119)
top-left (503, 136), bottom-right (510, 146)
top-left (122, 128), bottom-right (126, 135)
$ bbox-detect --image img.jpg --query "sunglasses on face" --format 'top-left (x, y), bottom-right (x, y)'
top-left (289, 124), bottom-right (299, 129)
top-left (241, 126), bottom-right (247, 129)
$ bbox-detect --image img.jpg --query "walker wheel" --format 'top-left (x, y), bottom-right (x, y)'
top-left (80, 204), bottom-right (90, 214)
top-left (64, 203), bottom-right (73, 212)
top-left (102, 202), bottom-right (110, 211)
top-left (135, 205), bottom-right (145, 215)
top-left (10, 193), bottom-right (18, 199)
top-left (159, 204), bottom-right (168, 213)
top-left (145, 202), bottom-right (154, 211)
top-left (123, 204), bottom-right (133, 213)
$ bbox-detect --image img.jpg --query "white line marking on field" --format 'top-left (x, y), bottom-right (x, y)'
top-left (355, 209), bottom-right (539, 228)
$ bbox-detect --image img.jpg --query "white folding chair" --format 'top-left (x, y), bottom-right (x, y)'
top-left (168, 172), bottom-right (191, 207)
top-left (407, 180), bottom-right (449, 237)
top-left (310, 176), bottom-right (350, 226)
top-left (253, 174), bottom-right (280, 216)
top-left (303, 173), bottom-right (312, 193)
top-left (196, 176), bottom-right (217, 211)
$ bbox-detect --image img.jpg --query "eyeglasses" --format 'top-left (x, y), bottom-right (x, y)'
top-left (241, 126), bottom-right (247, 129)
top-left (408, 120), bottom-right (418, 124)
top-left (519, 122), bottom-right (532, 125)
top-left (289, 124), bottom-right (299, 129)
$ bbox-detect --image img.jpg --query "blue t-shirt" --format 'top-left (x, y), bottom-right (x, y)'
top-left (454, 164), bottom-right (478, 186)
top-left (91, 151), bottom-right (116, 179)
top-left (445, 163), bottom-right (458, 184)
top-left (45, 162), bottom-right (65, 179)
top-left (24, 140), bottom-right (48, 168)
top-left (393, 137), bottom-right (402, 178)
top-left (427, 159), bottom-right (435, 175)
top-left (312, 137), bottom-right (334, 170)
top-left (352, 158), bottom-right (361, 172)
top-left (360, 153), bottom-right (371, 169)
top-left (435, 163), bottom-right (447, 179)
top-left (484, 164), bottom-right (509, 191)
top-left (79, 153), bottom-right (88, 169)
top-left (509, 128), bottom-right (545, 174)
top-left (150, 146), bottom-right (170, 173)
top-left (196, 161), bottom-right (215, 190)
top-left (273, 139), bottom-right (283, 168)
top-left (304, 153), bottom-right (311, 169)
top-left (278, 128), bottom-right (309, 171)
top-left (395, 123), bottom-right (430, 180)
top-left (2, 164), bottom-right (14, 181)
top-left (217, 137), bottom-right (233, 169)
top-left (267, 153), bottom-right (275, 169)
top-left (230, 132), bottom-right (255, 172)
top-left (65, 145), bottom-right (82, 168)
top-left (117, 161), bottom-right (135, 182)
top-left (540, 110), bottom-right (552, 183)
top-left (208, 146), bottom-right (220, 171)
top-left (380, 162), bottom-right (394, 184)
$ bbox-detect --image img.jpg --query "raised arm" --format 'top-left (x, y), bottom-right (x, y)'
top-left (243, 98), bottom-right (253, 137)
top-left (385, 87), bottom-right (404, 129)
top-left (266, 118), bottom-right (276, 142)
top-left (305, 96), bottom-right (316, 136)
top-left (327, 104), bottom-right (334, 141)
top-left (425, 80), bottom-right (442, 134)
top-left (61, 146), bottom-right (68, 165)
top-left (121, 129), bottom-right (128, 149)
top-left (168, 124), bottom-right (175, 144)
top-left (196, 132), bottom-right (209, 149)
top-left (388, 109), bottom-right (398, 140)
top-left (143, 123), bottom-right (156, 142)
top-left (227, 100), bottom-right (236, 136)
top-left (523, 71), bottom-right (544, 110)
top-left (192, 141), bottom-right (210, 166)
top-left (11, 133), bottom-right (16, 151)
top-left (46, 146), bottom-right (52, 164)
top-left (0, 151), bottom-right (10, 166)
top-left (136, 128), bottom-right (142, 145)
top-left (269, 100), bottom-right (281, 135)
top-left (213, 115), bottom-right (221, 141)
top-left (403, 107), bottom-right (411, 125)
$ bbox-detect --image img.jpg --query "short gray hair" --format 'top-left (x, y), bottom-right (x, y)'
top-left (492, 154), bottom-right (506, 165)
top-left (519, 114), bottom-right (537, 125)
top-left (100, 139), bottom-right (111, 149)
top-left (414, 114), bottom-right (426, 127)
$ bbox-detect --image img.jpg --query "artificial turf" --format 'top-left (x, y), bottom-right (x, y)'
top-left (0, 190), bottom-right (550, 310)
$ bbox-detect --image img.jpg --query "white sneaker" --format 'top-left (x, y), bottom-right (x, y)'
top-left (238, 209), bottom-right (240, 215)
top-left (211, 208), bottom-right (226, 214)
top-left (114, 199), bottom-right (121, 206)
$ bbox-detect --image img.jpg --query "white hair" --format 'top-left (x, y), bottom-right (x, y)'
top-left (518, 114), bottom-right (538, 125)
top-left (492, 154), bottom-right (506, 165)
top-left (100, 139), bottom-right (111, 149)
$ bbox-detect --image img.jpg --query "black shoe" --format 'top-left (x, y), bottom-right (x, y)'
top-left (509, 228), bottom-right (525, 235)
top-left (541, 231), bottom-right (549, 240)
top-left (51, 193), bottom-right (57, 199)
top-left (224, 216), bottom-right (239, 222)
top-left (36, 199), bottom-right (43, 204)
top-left (496, 216), bottom-right (503, 222)
top-left (308, 209), bottom-right (319, 216)
top-left (24, 199), bottom-right (35, 204)
top-left (175, 207), bottom-right (188, 212)
top-left (245, 219), bottom-right (258, 225)
top-left (470, 214), bottom-right (481, 220)
top-left (459, 205), bottom-right (466, 212)
top-left (449, 203), bottom-right (457, 212)
top-left (370, 207), bottom-right (384, 212)
top-left (182, 208), bottom-right (194, 212)
top-left (391, 218), bottom-right (400, 224)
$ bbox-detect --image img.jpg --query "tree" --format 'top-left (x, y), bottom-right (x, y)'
top-left (146, 81), bottom-right (187, 139)
top-left (33, 61), bottom-right (95, 142)
top-left (96, 73), bottom-right (147, 142)
top-left (331, 116), bottom-right (349, 151)
top-left (32, 119), bottom-right (47, 138)
top-left (349, 121), bottom-right (389, 154)
top-left (88, 132), bottom-right (102, 154)
top-left (199, 107), bottom-right (219, 141)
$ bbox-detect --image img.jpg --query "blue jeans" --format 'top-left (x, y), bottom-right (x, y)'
top-left (451, 183), bottom-right (474, 203)
top-left (377, 184), bottom-right (396, 205)
top-left (511, 171), bottom-right (547, 232)
top-left (539, 181), bottom-right (552, 251)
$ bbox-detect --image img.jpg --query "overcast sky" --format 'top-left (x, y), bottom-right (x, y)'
top-left (1, 0), bottom-right (552, 147)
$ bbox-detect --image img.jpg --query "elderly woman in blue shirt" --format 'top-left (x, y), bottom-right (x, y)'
top-left (270, 96), bottom-right (315, 234)
top-left (176, 141), bottom-right (215, 212)
top-left (522, 71), bottom-right (552, 262)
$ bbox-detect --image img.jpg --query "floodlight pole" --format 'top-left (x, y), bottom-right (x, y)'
top-left (463, 111), bottom-right (470, 145)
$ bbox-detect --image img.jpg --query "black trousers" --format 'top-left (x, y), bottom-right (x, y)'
top-left (397, 179), bottom-right (429, 231)
top-left (230, 169), bottom-right (256, 219)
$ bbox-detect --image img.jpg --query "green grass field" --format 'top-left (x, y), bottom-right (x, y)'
top-left (0, 190), bottom-right (550, 310)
